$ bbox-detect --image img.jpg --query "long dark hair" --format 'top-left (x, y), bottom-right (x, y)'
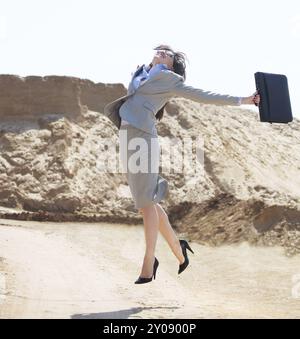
top-left (152, 44), bottom-right (188, 121)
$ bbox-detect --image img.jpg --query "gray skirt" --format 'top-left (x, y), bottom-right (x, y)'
top-left (119, 124), bottom-right (169, 210)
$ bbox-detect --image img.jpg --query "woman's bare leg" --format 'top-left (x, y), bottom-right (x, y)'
top-left (139, 203), bottom-right (159, 278)
top-left (154, 203), bottom-right (185, 264)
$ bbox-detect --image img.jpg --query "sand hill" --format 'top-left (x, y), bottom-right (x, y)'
top-left (0, 74), bottom-right (299, 256)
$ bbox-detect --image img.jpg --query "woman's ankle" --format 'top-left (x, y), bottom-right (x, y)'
top-left (175, 242), bottom-right (185, 264)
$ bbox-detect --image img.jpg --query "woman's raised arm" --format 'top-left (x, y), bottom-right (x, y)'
top-left (170, 81), bottom-right (242, 106)
top-left (171, 80), bottom-right (260, 106)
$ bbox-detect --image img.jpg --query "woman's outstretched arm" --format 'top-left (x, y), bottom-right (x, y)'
top-left (170, 81), bottom-right (260, 106)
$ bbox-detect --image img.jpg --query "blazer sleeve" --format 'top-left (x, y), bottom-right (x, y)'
top-left (170, 80), bottom-right (242, 106)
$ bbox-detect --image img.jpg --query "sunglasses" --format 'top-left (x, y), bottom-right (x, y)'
top-left (155, 49), bottom-right (175, 59)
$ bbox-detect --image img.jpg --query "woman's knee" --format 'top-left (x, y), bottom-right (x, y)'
top-left (139, 203), bottom-right (157, 215)
top-left (155, 203), bottom-right (168, 220)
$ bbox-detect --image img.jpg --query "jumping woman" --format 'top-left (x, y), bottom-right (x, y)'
top-left (104, 44), bottom-right (260, 284)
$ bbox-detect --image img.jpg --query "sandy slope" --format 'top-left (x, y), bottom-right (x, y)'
top-left (0, 219), bottom-right (300, 319)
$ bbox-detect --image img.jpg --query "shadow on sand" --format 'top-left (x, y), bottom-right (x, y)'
top-left (71, 306), bottom-right (180, 319)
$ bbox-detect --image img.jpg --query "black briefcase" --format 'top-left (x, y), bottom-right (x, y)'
top-left (254, 72), bottom-right (293, 124)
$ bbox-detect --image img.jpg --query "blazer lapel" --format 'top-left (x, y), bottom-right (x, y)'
top-left (128, 65), bottom-right (183, 95)
top-left (127, 64), bottom-right (145, 95)
top-left (132, 64), bottom-right (144, 79)
top-left (136, 69), bottom-right (180, 91)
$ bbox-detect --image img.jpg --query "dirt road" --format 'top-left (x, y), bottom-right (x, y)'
top-left (0, 218), bottom-right (299, 319)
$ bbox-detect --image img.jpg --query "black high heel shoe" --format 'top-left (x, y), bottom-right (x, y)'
top-left (135, 257), bottom-right (159, 284)
top-left (178, 240), bottom-right (194, 275)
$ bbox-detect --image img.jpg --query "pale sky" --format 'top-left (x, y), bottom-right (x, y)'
top-left (1, 0), bottom-right (299, 117)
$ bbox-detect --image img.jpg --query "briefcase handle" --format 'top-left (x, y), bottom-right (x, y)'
top-left (253, 88), bottom-right (273, 124)
top-left (253, 90), bottom-right (259, 107)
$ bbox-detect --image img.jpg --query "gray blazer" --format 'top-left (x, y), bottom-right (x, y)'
top-left (103, 64), bottom-right (242, 136)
